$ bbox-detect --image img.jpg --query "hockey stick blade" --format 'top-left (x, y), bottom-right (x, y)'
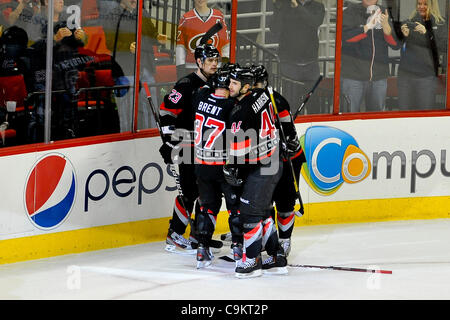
top-left (192, 239), bottom-right (223, 250)
top-left (289, 264), bottom-right (392, 274)
top-left (200, 21), bottom-right (223, 45)
top-left (219, 255), bottom-right (235, 262)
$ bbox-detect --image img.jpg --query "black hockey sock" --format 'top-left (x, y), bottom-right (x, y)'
top-left (189, 201), bottom-right (202, 241)
top-left (228, 210), bottom-right (243, 244)
top-left (262, 217), bottom-right (280, 256)
top-left (277, 211), bottom-right (295, 239)
top-left (242, 220), bottom-right (263, 260)
top-left (195, 206), bottom-right (217, 245)
top-left (169, 195), bottom-right (193, 235)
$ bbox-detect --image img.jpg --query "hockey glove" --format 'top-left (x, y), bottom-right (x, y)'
top-left (281, 135), bottom-right (301, 160)
top-left (159, 139), bottom-right (181, 164)
top-left (223, 165), bottom-right (243, 187)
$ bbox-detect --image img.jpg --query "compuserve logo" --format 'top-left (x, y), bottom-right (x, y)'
top-left (300, 126), bottom-right (371, 195)
top-left (24, 153), bottom-right (77, 230)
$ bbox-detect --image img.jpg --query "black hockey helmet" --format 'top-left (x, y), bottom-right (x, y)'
top-left (229, 64), bottom-right (254, 86)
top-left (220, 62), bottom-right (239, 73)
top-left (251, 64), bottom-right (268, 86)
top-left (211, 68), bottom-right (231, 89)
top-left (194, 43), bottom-right (220, 64)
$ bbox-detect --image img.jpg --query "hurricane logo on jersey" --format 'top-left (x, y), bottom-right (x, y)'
top-left (300, 126), bottom-right (371, 195)
top-left (189, 33), bottom-right (219, 52)
top-left (24, 153), bottom-right (76, 230)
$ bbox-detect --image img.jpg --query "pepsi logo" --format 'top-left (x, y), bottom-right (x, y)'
top-left (24, 153), bottom-right (77, 230)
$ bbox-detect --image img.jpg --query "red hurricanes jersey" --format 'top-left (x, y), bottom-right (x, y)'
top-left (176, 8), bottom-right (230, 65)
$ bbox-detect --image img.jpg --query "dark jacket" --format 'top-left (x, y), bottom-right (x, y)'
top-left (273, 0), bottom-right (325, 65)
top-left (398, 14), bottom-right (447, 78)
top-left (341, 3), bottom-right (399, 81)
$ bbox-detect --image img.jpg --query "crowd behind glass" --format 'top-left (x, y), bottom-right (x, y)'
top-left (0, 0), bottom-right (448, 148)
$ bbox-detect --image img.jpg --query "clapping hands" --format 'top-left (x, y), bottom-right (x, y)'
top-left (366, 8), bottom-right (382, 30)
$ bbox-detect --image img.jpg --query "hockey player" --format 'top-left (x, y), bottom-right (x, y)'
top-left (193, 68), bottom-right (242, 268)
top-left (159, 43), bottom-right (220, 254)
top-left (251, 64), bottom-right (305, 257)
top-left (224, 65), bottom-right (286, 278)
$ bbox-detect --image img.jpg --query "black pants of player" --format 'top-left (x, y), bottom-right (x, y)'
top-left (240, 161), bottom-right (283, 259)
top-left (272, 153), bottom-right (305, 239)
top-left (168, 162), bottom-right (200, 236)
top-left (196, 174), bottom-right (241, 245)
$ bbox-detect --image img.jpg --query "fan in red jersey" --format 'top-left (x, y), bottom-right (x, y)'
top-left (176, 0), bottom-right (230, 77)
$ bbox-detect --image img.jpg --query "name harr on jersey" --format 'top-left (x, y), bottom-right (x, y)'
top-left (194, 88), bottom-right (234, 165)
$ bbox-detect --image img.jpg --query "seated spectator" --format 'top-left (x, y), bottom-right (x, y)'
top-left (27, 0), bottom-right (87, 142)
top-left (0, 25), bottom-right (30, 144)
top-left (397, 0), bottom-right (447, 110)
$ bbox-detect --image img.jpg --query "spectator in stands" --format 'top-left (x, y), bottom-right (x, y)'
top-left (272, 0), bottom-right (325, 115)
top-left (27, 0), bottom-right (87, 141)
top-left (103, 0), bottom-right (162, 131)
top-left (0, 25), bottom-right (29, 76)
top-left (28, 0), bottom-right (84, 42)
top-left (397, 0), bottom-right (447, 110)
top-left (341, 0), bottom-right (399, 113)
top-left (175, 0), bottom-right (229, 78)
top-left (129, 20), bottom-right (167, 129)
top-left (0, 25), bottom-right (29, 144)
top-left (6, 0), bottom-right (41, 33)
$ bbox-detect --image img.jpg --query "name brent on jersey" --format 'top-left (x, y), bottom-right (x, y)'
top-left (197, 101), bottom-right (223, 117)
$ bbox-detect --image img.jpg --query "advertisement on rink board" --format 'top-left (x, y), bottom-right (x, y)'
top-left (0, 116), bottom-right (449, 239)
top-left (0, 137), bottom-right (175, 239)
top-left (296, 117), bottom-right (450, 202)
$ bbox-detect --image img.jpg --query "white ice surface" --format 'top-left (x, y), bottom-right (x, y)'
top-left (1, 218), bottom-right (450, 300)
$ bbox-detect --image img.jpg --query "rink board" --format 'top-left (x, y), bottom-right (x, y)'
top-left (1, 116), bottom-right (450, 264)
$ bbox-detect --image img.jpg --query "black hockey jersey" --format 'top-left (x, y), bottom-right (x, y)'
top-left (159, 72), bottom-right (206, 139)
top-left (227, 88), bottom-right (280, 165)
top-left (271, 89), bottom-right (304, 160)
top-left (193, 87), bottom-right (235, 177)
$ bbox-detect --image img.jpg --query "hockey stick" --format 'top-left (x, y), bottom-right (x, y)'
top-left (292, 75), bottom-right (323, 120)
top-left (289, 264), bottom-right (392, 274)
top-left (143, 83), bottom-right (191, 226)
top-left (267, 86), bottom-right (304, 215)
top-left (199, 21), bottom-right (223, 45)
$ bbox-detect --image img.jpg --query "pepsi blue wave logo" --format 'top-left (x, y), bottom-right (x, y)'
top-left (25, 154), bottom-right (76, 230)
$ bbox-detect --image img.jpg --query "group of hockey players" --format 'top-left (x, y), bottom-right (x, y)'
top-left (157, 43), bottom-right (306, 278)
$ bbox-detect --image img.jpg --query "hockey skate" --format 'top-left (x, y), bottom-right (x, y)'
top-left (196, 244), bottom-right (214, 269)
top-left (235, 255), bottom-right (262, 279)
top-left (262, 253), bottom-right (288, 275)
top-left (165, 229), bottom-right (196, 255)
top-left (221, 242), bottom-right (243, 262)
